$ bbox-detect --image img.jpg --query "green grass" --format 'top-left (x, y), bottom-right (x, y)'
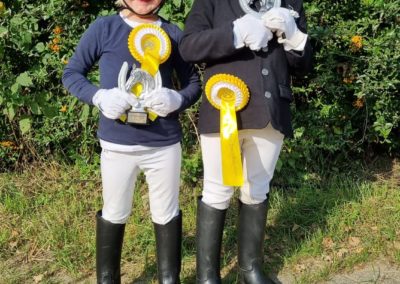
top-left (0, 159), bottom-right (399, 283)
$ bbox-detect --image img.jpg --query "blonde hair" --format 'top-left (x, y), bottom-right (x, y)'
top-left (115, 0), bottom-right (125, 7)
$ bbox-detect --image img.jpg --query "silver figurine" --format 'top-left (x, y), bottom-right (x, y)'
top-left (118, 61), bottom-right (162, 124)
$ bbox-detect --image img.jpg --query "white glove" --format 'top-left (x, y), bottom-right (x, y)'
top-left (233, 14), bottom-right (273, 51)
top-left (262, 7), bottom-right (307, 51)
top-left (92, 88), bottom-right (138, 119)
top-left (142, 88), bottom-right (183, 117)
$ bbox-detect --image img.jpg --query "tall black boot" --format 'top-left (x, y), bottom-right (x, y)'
top-left (154, 211), bottom-right (182, 284)
top-left (238, 199), bottom-right (274, 284)
top-left (196, 197), bottom-right (227, 284)
top-left (96, 211), bottom-right (125, 284)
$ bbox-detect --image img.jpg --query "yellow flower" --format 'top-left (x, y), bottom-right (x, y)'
top-left (0, 141), bottom-right (15, 148)
top-left (52, 37), bottom-right (60, 44)
top-left (62, 58), bottom-right (69, 65)
top-left (351, 35), bottom-right (363, 51)
top-left (53, 26), bottom-right (62, 35)
top-left (60, 105), bottom-right (67, 113)
top-left (353, 98), bottom-right (364, 109)
top-left (0, 2), bottom-right (5, 13)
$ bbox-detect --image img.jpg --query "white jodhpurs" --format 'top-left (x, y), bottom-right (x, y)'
top-left (201, 124), bottom-right (284, 210)
top-left (100, 143), bottom-right (181, 225)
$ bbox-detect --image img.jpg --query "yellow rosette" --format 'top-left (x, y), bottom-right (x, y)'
top-left (127, 24), bottom-right (171, 120)
top-left (205, 74), bottom-right (250, 186)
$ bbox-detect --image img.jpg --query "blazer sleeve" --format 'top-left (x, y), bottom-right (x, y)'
top-left (179, 0), bottom-right (237, 64)
top-left (172, 28), bottom-right (202, 112)
top-left (285, 0), bottom-right (313, 76)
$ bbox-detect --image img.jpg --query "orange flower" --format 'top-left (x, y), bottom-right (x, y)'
top-left (60, 105), bottom-right (67, 113)
top-left (351, 35), bottom-right (363, 51)
top-left (343, 75), bottom-right (356, 84)
top-left (353, 98), bottom-right (364, 109)
top-left (53, 26), bottom-right (63, 35)
top-left (52, 37), bottom-right (60, 44)
top-left (50, 44), bottom-right (60, 53)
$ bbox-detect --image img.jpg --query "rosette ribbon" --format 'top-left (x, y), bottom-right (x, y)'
top-left (205, 74), bottom-right (250, 186)
top-left (127, 24), bottom-right (171, 121)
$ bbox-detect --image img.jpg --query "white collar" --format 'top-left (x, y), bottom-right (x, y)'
top-left (119, 12), bottom-right (162, 28)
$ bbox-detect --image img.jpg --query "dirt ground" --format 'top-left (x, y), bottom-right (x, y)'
top-left (41, 258), bottom-right (399, 283)
top-left (273, 259), bottom-right (400, 284)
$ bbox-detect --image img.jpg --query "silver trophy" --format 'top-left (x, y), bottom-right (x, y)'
top-left (238, 0), bottom-right (299, 19)
top-left (238, 0), bottom-right (282, 18)
top-left (118, 62), bottom-right (162, 125)
top-left (238, 0), bottom-right (299, 50)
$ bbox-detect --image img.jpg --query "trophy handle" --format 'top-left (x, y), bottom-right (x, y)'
top-left (118, 61), bottom-right (129, 91)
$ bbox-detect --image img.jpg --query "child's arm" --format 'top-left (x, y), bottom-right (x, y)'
top-left (179, 0), bottom-right (238, 63)
top-left (172, 38), bottom-right (202, 112)
top-left (62, 19), bottom-right (104, 105)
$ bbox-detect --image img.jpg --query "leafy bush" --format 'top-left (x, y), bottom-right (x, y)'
top-left (279, 0), bottom-right (400, 179)
top-left (0, 0), bottom-right (399, 179)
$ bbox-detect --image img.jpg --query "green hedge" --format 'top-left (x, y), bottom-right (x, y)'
top-left (0, 0), bottom-right (399, 177)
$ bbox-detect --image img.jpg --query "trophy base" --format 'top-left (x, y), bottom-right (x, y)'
top-left (126, 111), bottom-right (149, 125)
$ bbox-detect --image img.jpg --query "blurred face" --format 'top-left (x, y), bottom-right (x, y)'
top-left (125, 0), bottom-right (162, 16)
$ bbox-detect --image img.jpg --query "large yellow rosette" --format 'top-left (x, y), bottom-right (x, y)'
top-left (127, 24), bottom-right (171, 121)
top-left (205, 74), bottom-right (250, 186)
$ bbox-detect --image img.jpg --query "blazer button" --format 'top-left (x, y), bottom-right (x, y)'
top-left (264, 91), bottom-right (272, 99)
top-left (261, 68), bottom-right (269, 76)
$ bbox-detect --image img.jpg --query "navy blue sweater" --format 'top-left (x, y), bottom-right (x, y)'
top-left (62, 14), bottom-right (201, 147)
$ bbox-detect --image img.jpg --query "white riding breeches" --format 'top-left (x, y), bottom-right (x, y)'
top-left (100, 143), bottom-right (181, 225)
top-left (201, 124), bottom-right (284, 210)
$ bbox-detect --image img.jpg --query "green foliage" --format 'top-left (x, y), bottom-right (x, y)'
top-left (0, 0), bottom-right (112, 170)
top-left (1, 162), bottom-right (399, 281)
top-left (278, 0), bottom-right (400, 178)
top-left (0, 0), bottom-right (399, 179)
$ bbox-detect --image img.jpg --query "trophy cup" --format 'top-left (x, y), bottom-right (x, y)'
top-left (118, 24), bottom-right (171, 125)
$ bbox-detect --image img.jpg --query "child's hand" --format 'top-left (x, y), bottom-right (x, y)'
top-left (233, 14), bottom-right (273, 51)
top-left (92, 88), bottom-right (138, 119)
top-left (142, 88), bottom-right (183, 117)
top-left (262, 7), bottom-right (307, 51)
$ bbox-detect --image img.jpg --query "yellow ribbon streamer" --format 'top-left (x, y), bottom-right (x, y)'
top-left (220, 90), bottom-right (243, 186)
top-left (205, 74), bottom-right (249, 187)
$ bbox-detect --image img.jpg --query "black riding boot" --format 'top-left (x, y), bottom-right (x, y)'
top-left (154, 211), bottom-right (182, 284)
top-left (238, 199), bottom-right (274, 284)
top-left (96, 211), bottom-right (125, 284)
top-left (196, 197), bottom-right (227, 284)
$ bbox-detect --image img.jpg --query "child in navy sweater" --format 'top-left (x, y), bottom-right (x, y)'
top-left (63, 0), bottom-right (200, 282)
